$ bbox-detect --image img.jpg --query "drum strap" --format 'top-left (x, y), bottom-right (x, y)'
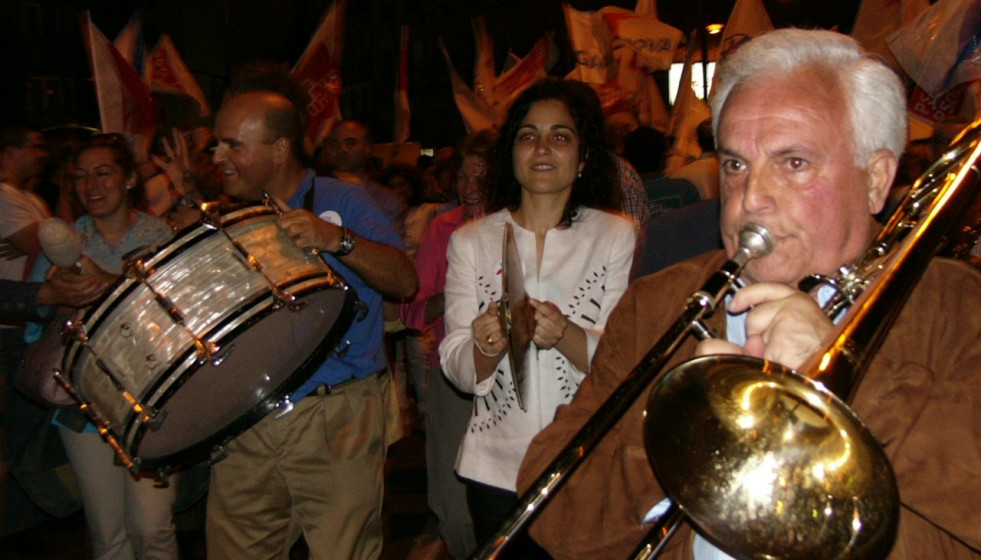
top-left (303, 182), bottom-right (316, 212)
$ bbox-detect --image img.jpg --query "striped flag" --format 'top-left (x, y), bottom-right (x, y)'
top-left (148, 35), bottom-right (211, 117)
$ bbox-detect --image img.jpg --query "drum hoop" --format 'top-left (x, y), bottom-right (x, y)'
top-left (125, 279), bottom-right (359, 471)
top-left (64, 205), bottom-right (320, 374)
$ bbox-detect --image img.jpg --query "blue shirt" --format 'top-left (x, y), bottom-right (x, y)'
top-left (287, 171), bottom-right (405, 399)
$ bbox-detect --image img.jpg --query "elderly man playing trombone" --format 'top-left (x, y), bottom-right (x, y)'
top-left (516, 29), bottom-right (981, 560)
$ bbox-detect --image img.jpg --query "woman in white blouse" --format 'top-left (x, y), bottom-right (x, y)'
top-left (439, 78), bottom-right (636, 556)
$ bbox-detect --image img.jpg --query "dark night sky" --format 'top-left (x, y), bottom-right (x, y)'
top-left (72, 1), bottom-right (864, 148)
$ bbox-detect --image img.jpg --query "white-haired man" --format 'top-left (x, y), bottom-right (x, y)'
top-left (517, 29), bottom-right (981, 559)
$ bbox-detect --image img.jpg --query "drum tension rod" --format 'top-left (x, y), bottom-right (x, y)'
top-left (204, 205), bottom-right (308, 313)
top-left (65, 319), bottom-right (157, 425)
top-left (124, 258), bottom-right (227, 365)
top-left (52, 369), bottom-right (139, 473)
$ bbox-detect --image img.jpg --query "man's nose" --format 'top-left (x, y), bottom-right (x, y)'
top-left (742, 169), bottom-right (775, 213)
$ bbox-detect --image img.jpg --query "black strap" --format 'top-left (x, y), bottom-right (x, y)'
top-left (303, 182), bottom-right (315, 212)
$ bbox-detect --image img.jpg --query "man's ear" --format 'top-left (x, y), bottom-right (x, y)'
top-left (273, 137), bottom-right (291, 163)
top-left (865, 149), bottom-right (898, 214)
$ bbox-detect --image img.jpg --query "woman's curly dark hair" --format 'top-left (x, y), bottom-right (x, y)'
top-left (486, 78), bottom-right (621, 226)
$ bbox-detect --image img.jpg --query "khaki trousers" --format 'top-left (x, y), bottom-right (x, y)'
top-left (206, 373), bottom-right (387, 560)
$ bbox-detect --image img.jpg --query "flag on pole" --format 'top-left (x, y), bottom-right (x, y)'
top-left (292, 0), bottom-right (348, 149)
top-left (472, 16), bottom-right (499, 112)
top-left (501, 51), bottom-right (522, 74)
top-left (491, 33), bottom-right (558, 108)
top-left (638, 70), bottom-right (671, 132)
top-left (635, 0), bottom-right (658, 19)
top-left (597, 7), bottom-right (683, 72)
top-left (718, 0), bottom-right (773, 61)
top-left (887, 0), bottom-right (981, 98)
top-left (81, 11), bottom-right (156, 163)
top-left (907, 81), bottom-right (973, 138)
top-left (563, 4), bottom-right (612, 83)
top-left (666, 31), bottom-right (712, 173)
top-left (113, 10), bottom-right (148, 83)
top-left (439, 39), bottom-right (499, 134)
top-left (148, 35), bottom-right (212, 117)
top-left (393, 25), bottom-right (411, 143)
top-left (852, 0), bottom-right (930, 62)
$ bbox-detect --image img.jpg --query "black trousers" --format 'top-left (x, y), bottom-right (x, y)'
top-left (465, 478), bottom-right (553, 560)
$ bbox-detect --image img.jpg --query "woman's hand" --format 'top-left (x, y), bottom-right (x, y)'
top-left (472, 301), bottom-right (506, 357)
top-left (529, 298), bottom-right (568, 349)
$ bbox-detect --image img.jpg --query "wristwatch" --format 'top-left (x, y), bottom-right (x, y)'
top-left (333, 226), bottom-right (355, 256)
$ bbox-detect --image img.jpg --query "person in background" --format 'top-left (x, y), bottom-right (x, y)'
top-left (422, 146), bottom-right (461, 207)
top-left (379, 161), bottom-right (444, 433)
top-left (667, 118), bottom-right (720, 199)
top-left (517, 29), bottom-right (981, 560)
top-left (0, 121), bottom-right (53, 535)
top-left (381, 163), bottom-right (442, 264)
top-left (623, 126), bottom-right (701, 219)
top-left (439, 78), bottom-right (635, 558)
top-left (27, 133), bottom-right (177, 560)
top-left (322, 120), bottom-right (408, 237)
top-left (0, 275), bottom-right (107, 323)
top-left (400, 128), bottom-right (497, 560)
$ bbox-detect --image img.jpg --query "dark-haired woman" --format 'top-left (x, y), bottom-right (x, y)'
top-left (439, 79), bottom-right (636, 553)
top-left (28, 134), bottom-right (176, 560)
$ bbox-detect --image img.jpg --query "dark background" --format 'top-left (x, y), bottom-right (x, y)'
top-left (1, 0), bottom-right (863, 150)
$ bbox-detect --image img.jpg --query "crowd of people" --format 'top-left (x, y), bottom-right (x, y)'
top-left (1, 26), bottom-right (979, 560)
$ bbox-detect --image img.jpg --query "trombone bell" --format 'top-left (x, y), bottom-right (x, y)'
top-left (645, 355), bottom-right (899, 560)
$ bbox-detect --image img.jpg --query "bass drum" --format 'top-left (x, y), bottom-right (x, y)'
top-left (62, 205), bottom-right (360, 472)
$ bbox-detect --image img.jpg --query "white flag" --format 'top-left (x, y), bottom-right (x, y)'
top-left (719, 0), bottom-right (773, 61)
top-left (563, 4), bottom-right (612, 83)
top-left (440, 40), bottom-right (499, 134)
top-left (852, 0), bottom-right (930, 63)
top-left (887, 0), bottom-right (981, 97)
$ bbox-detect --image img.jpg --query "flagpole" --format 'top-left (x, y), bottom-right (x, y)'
top-left (699, 0), bottom-right (709, 100)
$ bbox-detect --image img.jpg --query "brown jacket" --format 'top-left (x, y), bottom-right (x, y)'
top-left (518, 251), bottom-right (981, 559)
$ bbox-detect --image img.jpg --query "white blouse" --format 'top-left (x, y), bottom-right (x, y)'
top-left (439, 207), bottom-right (636, 490)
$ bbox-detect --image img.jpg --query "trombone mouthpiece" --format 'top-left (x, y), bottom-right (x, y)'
top-left (738, 223), bottom-right (774, 260)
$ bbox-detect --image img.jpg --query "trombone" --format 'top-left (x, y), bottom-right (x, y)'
top-left (472, 118), bottom-right (981, 560)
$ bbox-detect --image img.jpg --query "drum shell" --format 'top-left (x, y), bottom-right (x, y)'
top-left (62, 205), bottom-right (359, 472)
